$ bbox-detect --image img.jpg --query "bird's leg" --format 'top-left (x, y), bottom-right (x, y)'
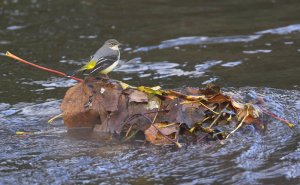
top-left (100, 74), bottom-right (110, 80)
top-left (95, 74), bottom-right (110, 84)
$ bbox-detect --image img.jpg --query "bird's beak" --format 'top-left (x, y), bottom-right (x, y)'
top-left (117, 43), bottom-right (122, 49)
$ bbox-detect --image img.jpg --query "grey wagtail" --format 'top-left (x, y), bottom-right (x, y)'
top-left (70, 39), bottom-right (121, 77)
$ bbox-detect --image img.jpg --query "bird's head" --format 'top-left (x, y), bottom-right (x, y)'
top-left (105, 39), bottom-right (121, 50)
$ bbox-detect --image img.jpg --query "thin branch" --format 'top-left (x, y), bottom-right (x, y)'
top-left (260, 107), bottom-right (294, 128)
top-left (5, 51), bottom-right (83, 82)
top-left (226, 105), bottom-right (250, 139)
top-left (209, 103), bottom-right (229, 128)
top-left (48, 113), bottom-right (63, 124)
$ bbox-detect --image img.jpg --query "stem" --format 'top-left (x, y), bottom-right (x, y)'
top-left (48, 113), bottom-right (63, 124)
top-left (261, 108), bottom-right (294, 128)
top-left (226, 105), bottom-right (250, 139)
top-left (5, 51), bottom-right (83, 82)
top-left (198, 101), bottom-right (219, 114)
top-left (209, 104), bottom-right (229, 128)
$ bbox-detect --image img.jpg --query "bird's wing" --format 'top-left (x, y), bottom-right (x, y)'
top-left (87, 55), bottom-right (119, 75)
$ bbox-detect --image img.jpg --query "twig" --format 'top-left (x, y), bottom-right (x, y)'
top-left (168, 90), bottom-right (207, 101)
top-left (124, 104), bottom-right (182, 147)
top-left (151, 123), bottom-right (182, 148)
top-left (149, 102), bottom-right (182, 147)
top-left (226, 105), bottom-right (250, 139)
top-left (122, 129), bottom-right (140, 142)
top-left (121, 110), bottom-right (168, 128)
top-left (48, 113), bottom-right (63, 124)
top-left (151, 110), bottom-right (159, 124)
top-left (198, 101), bottom-right (219, 114)
top-left (4, 51), bottom-right (83, 82)
top-left (209, 103), bottom-right (229, 128)
top-left (260, 108), bottom-right (294, 128)
top-left (125, 124), bottom-right (134, 137)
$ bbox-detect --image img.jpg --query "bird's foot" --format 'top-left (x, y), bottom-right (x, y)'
top-left (94, 74), bottom-right (110, 84)
top-left (95, 74), bottom-right (109, 80)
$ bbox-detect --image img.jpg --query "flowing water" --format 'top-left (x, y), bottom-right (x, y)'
top-left (0, 0), bottom-right (300, 184)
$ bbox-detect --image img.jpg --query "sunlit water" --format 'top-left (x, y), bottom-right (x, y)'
top-left (1, 0), bottom-right (300, 184)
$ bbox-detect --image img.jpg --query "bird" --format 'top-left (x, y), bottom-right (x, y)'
top-left (70, 39), bottom-right (121, 77)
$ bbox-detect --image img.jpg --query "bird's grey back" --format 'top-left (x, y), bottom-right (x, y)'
top-left (92, 44), bottom-right (119, 61)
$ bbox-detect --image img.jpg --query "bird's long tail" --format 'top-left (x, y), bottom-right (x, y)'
top-left (67, 59), bottom-right (96, 77)
top-left (66, 68), bottom-right (86, 77)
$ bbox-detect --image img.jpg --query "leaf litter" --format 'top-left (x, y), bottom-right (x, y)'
top-left (59, 77), bottom-right (294, 147)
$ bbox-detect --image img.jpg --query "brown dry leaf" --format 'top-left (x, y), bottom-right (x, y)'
top-left (92, 84), bottom-right (120, 112)
top-left (199, 83), bottom-right (221, 96)
top-left (180, 103), bottom-right (206, 128)
top-left (61, 77), bottom-right (265, 144)
top-left (129, 90), bottom-right (148, 103)
top-left (185, 87), bottom-right (200, 95)
top-left (96, 94), bottom-right (129, 133)
top-left (145, 123), bottom-right (179, 145)
top-left (61, 81), bottom-right (100, 128)
top-left (234, 103), bottom-right (260, 124)
top-left (247, 104), bottom-right (260, 118)
top-left (231, 100), bottom-right (244, 110)
top-left (208, 94), bottom-right (231, 104)
top-left (243, 104), bottom-right (260, 124)
top-left (244, 116), bottom-right (258, 124)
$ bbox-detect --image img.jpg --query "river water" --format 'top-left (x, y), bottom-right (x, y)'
top-left (0, 0), bottom-right (300, 184)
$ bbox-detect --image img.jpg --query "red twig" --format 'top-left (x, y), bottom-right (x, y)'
top-left (261, 108), bottom-right (294, 128)
top-left (5, 51), bottom-right (83, 82)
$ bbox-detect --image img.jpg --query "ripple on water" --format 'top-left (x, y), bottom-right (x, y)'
top-left (1, 87), bottom-right (300, 184)
top-left (22, 77), bottom-right (77, 90)
top-left (117, 58), bottom-right (222, 79)
top-left (134, 35), bottom-right (261, 52)
top-left (6, 25), bottom-right (27, 31)
top-left (256, 24), bottom-right (300, 35)
top-left (134, 24), bottom-right (300, 55)
top-left (220, 61), bottom-right (242, 67)
top-left (243, 49), bottom-right (272, 54)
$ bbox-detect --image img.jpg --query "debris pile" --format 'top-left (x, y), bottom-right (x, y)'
top-left (61, 78), bottom-right (264, 147)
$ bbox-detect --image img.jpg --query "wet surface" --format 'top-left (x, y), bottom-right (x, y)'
top-left (1, 89), bottom-right (300, 185)
top-left (1, 0), bottom-right (300, 184)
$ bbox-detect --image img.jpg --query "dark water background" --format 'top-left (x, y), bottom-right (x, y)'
top-left (0, 0), bottom-right (300, 184)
